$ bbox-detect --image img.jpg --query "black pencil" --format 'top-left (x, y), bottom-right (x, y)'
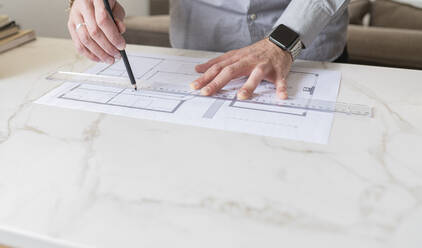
top-left (103, 0), bottom-right (137, 91)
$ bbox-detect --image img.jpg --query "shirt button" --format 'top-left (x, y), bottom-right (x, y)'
top-left (249, 13), bottom-right (257, 21)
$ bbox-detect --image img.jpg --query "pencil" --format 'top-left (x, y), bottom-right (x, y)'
top-left (103, 0), bottom-right (137, 90)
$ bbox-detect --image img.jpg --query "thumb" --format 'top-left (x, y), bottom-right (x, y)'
top-left (107, 0), bottom-right (117, 8)
top-left (112, 2), bottom-right (126, 21)
top-left (115, 18), bottom-right (126, 34)
top-left (101, 0), bottom-right (117, 10)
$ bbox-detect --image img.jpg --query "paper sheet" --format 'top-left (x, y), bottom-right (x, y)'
top-left (36, 52), bottom-right (341, 144)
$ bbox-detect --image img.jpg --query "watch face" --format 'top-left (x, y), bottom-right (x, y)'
top-left (270, 24), bottom-right (299, 49)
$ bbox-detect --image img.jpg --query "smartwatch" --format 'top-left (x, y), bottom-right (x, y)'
top-left (268, 24), bottom-right (303, 61)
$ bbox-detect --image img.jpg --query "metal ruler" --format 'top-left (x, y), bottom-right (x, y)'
top-left (47, 71), bottom-right (373, 117)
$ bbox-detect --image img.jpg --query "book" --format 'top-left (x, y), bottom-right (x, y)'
top-left (0, 21), bottom-right (16, 31)
top-left (0, 30), bottom-right (36, 54)
top-left (0, 15), bottom-right (11, 28)
top-left (0, 24), bottom-right (19, 40)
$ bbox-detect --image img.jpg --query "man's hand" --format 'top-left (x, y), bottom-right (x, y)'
top-left (68, 0), bottom-right (126, 64)
top-left (191, 39), bottom-right (292, 100)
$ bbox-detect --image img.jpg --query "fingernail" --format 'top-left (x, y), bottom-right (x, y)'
top-left (117, 42), bottom-right (126, 51)
top-left (278, 91), bottom-right (288, 99)
top-left (237, 89), bottom-right (249, 100)
top-left (195, 64), bottom-right (205, 72)
top-left (106, 58), bottom-right (114, 64)
top-left (190, 81), bottom-right (199, 90)
top-left (201, 87), bottom-right (211, 95)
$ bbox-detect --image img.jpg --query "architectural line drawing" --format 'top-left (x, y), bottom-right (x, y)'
top-left (36, 52), bottom-right (341, 144)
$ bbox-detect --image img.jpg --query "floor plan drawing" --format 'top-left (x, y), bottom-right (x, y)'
top-left (37, 52), bottom-right (341, 144)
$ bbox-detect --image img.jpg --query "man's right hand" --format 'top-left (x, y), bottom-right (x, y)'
top-left (67, 0), bottom-right (127, 64)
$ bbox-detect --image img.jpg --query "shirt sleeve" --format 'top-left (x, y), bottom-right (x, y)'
top-left (274, 0), bottom-right (350, 48)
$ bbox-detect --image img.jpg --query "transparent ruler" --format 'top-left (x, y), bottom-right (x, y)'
top-left (47, 71), bottom-right (373, 117)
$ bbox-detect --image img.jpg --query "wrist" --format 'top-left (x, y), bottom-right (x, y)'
top-left (264, 38), bottom-right (293, 63)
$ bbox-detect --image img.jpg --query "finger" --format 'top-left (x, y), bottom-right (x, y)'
top-left (201, 61), bottom-right (248, 96)
top-left (275, 77), bottom-right (288, 100)
top-left (74, 14), bottom-right (115, 64)
top-left (94, 0), bottom-right (126, 50)
top-left (68, 21), bottom-right (101, 62)
top-left (237, 64), bottom-right (270, 100)
top-left (195, 50), bottom-right (238, 73)
top-left (113, 1), bottom-right (126, 21)
top-left (81, 0), bottom-right (120, 58)
top-left (190, 58), bottom-right (238, 90)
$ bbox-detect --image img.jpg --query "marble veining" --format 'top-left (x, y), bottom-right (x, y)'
top-left (0, 38), bottom-right (421, 248)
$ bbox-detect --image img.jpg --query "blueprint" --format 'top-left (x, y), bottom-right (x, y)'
top-left (36, 52), bottom-right (341, 144)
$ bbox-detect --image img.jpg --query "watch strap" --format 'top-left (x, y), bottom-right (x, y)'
top-left (67, 0), bottom-right (75, 11)
top-left (289, 39), bottom-right (303, 61)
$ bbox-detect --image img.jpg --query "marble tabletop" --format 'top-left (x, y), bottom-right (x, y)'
top-left (0, 37), bottom-right (421, 248)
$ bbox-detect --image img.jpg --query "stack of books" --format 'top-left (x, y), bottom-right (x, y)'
top-left (0, 15), bottom-right (36, 54)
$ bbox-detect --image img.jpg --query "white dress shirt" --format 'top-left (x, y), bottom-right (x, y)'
top-left (170, 0), bottom-right (350, 61)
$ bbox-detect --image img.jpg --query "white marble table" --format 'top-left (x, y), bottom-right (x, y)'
top-left (0, 37), bottom-right (421, 248)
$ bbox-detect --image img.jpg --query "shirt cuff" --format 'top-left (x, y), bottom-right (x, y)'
top-left (274, 0), bottom-right (348, 48)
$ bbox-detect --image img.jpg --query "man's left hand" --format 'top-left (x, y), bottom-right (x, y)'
top-left (190, 38), bottom-right (292, 100)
